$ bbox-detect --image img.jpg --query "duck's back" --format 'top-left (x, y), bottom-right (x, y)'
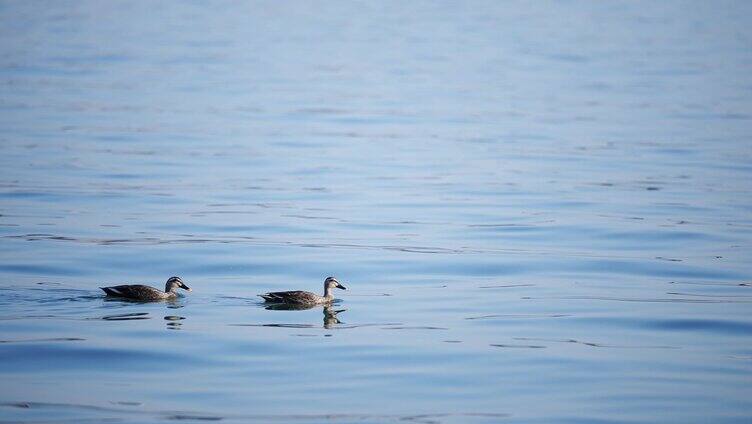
top-left (259, 290), bottom-right (320, 304)
top-left (101, 284), bottom-right (166, 301)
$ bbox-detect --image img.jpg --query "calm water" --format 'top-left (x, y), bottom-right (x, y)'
top-left (1, 1), bottom-right (752, 423)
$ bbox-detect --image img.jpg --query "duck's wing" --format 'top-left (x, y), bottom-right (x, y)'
top-left (100, 285), bottom-right (161, 300)
top-left (259, 290), bottom-right (317, 304)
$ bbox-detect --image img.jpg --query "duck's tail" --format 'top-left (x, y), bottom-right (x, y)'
top-left (101, 286), bottom-right (121, 296)
top-left (258, 293), bottom-right (281, 302)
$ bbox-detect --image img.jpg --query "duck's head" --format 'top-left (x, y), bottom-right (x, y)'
top-left (165, 276), bottom-right (191, 293)
top-left (324, 276), bottom-right (347, 291)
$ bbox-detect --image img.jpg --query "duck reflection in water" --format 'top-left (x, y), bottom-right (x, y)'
top-left (264, 303), bottom-right (346, 329)
top-left (323, 306), bottom-right (346, 329)
top-left (164, 315), bottom-right (186, 330)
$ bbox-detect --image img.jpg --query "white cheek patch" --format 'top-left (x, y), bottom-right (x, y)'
top-left (110, 287), bottom-right (124, 295)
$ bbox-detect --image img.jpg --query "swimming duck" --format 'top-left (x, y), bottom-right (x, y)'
top-left (100, 276), bottom-right (191, 301)
top-left (259, 276), bottom-right (347, 305)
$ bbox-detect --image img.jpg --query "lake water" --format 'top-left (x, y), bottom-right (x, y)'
top-left (1, 1), bottom-right (751, 423)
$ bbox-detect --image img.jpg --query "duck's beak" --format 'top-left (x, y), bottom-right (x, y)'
top-left (337, 283), bottom-right (347, 290)
top-left (181, 284), bottom-right (192, 292)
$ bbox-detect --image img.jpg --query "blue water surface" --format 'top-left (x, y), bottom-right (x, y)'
top-left (1, 1), bottom-right (751, 423)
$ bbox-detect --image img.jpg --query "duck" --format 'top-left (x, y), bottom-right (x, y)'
top-left (100, 276), bottom-right (191, 301)
top-left (259, 276), bottom-right (347, 306)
